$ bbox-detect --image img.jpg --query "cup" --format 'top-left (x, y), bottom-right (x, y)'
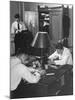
top-left (45, 64), bottom-right (48, 69)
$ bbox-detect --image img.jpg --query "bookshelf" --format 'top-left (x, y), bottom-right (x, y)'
top-left (38, 5), bottom-right (50, 33)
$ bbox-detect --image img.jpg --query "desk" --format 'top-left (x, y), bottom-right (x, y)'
top-left (23, 65), bottom-right (73, 98)
top-left (11, 65), bottom-right (73, 98)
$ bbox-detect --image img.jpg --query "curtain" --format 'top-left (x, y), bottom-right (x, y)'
top-left (24, 11), bottom-right (39, 36)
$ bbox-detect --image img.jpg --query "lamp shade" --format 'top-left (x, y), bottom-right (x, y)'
top-left (31, 32), bottom-right (50, 48)
top-left (31, 32), bottom-right (50, 69)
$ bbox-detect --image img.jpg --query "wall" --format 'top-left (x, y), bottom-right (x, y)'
top-left (23, 2), bottom-right (39, 36)
top-left (68, 8), bottom-right (73, 48)
top-left (10, 1), bottom-right (73, 55)
top-left (10, 1), bottom-right (20, 55)
top-left (10, 1), bottom-right (20, 27)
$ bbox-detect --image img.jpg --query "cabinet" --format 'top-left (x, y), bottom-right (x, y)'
top-left (38, 5), bottom-right (63, 45)
top-left (38, 5), bottom-right (50, 33)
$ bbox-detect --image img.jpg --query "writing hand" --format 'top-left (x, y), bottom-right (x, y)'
top-left (48, 59), bottom-right (56, 65)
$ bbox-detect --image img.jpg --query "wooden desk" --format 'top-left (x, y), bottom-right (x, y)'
top-left (11, 65), bottom-right (73, 98)
top-left (23, 65), bottom-right (73, 98)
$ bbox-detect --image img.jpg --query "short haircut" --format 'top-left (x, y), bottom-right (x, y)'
top-left (56, 42), bottom-right (63, 49)
top-left (14, 14), bottom-right (20, 18)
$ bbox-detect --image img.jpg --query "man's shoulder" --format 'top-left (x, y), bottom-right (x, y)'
top-left (12, 21), bottom-right (17, 25)
top-left (11, 56), bottom-right (18, 61)
top-left (64, 47), bottom-right (69, 50)
top-left (10, 56), bottom-right (21, 67)
top-left (16, 64), bottom-right (28, 74)
top-left (64, 47), bottom-right (71, 53)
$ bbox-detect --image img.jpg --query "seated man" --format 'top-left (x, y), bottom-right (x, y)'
top-left (48, 42), bottom-right (73, 66)
top-left (10, 49), bottom-right (41, 98)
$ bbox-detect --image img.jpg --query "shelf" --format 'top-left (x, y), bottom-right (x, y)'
top-left (38, 6), bottom-right (50, 31)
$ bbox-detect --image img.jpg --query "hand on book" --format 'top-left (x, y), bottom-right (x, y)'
top-left (48, 59), bottom-right (56, 65)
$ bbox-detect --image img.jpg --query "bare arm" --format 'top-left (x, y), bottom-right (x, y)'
top-left (54, 55), bottom-right (69, 65)
top-left (18, 64), bottom-right (41, 83)
top-left (48, 51), bottom-right (58, 61)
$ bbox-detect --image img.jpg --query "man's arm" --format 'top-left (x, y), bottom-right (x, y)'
top-left (18, 64), bottom-right (41, 83)
top-left (27, 67), bottom-right (36, 72)
top-left (54, 55), bottom-right (69, 65)
top-left (10, 23), bottom-right (15, 42)
top-left (11, 23), bottom-right (15, 34)
top-left (48, 51), bottom-right (58, 61)
top-left (21, 22), bottom-right (27, 30)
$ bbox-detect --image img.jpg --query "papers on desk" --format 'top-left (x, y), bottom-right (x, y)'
top-left (50, 65), bottom-right (58, 69)
top-left (46, 73), bottom-right (55, 76)
top-left (35, 56), bottom-right (41, 58)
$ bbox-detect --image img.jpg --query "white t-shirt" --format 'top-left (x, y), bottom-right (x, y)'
top-left (10, 57), bottom-right (40, 91)
top-left (48, 47), bottom-right (73, 65)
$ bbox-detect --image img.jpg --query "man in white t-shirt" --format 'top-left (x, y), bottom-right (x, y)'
top-left (48, 42), bottom-right (72, 66)
top-left (10, 50), bottom-right (41, 98)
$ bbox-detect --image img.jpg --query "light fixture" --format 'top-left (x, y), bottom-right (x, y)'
top-left (31, 32), bottom-right (50, 69)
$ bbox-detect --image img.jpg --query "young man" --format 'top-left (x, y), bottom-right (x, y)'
top-left (48, 42), bottom-right (73, 66)
top-left (11, 14), bottom-right (27, 34)
top-left (11, 14), bottom-right (27, 53)
top-left (10, 50), bottom-right (41, 98)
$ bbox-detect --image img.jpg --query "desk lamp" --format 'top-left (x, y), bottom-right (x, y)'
top-left (31, 32), bottom-right (50, 69)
